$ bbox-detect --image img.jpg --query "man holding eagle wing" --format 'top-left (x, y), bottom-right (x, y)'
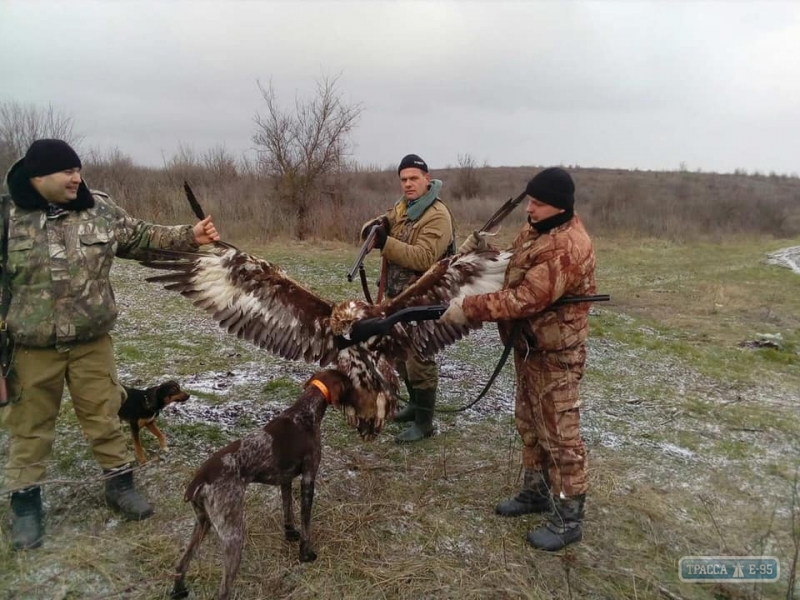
top-left (440, 167), bottom-right (596, 552)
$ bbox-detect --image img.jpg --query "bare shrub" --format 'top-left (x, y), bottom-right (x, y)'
top-left (237, 153), bottom-right (259, 177)
top-left (82, 146), bottom-right (139, 202)
top-left (7, 117), bottom-right (799, 244)
top-left (202, 144), bottom-right (238, 182)
top-left (163, 143), bottom-right (206, 185)
top-left (68, 160), bottom-right (800, 243)
top-left (351, 161), bottom-right (390, 194)
top-left (252, 75), bottom-right (362, 239)
top-left (452, 153), bottom-right (484, 199)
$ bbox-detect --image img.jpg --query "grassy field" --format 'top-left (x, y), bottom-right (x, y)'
top-left (1, 235), bottom-right (799, 600)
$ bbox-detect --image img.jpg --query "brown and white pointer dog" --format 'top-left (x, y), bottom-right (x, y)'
top-left (171, 368), bottom-right (352, 600)
top-left (118, 380), bottom-right (190, 464)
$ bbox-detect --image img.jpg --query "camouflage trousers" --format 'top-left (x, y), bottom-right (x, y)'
top-left (513, 346), bottom-right (588, 497)
top-left (396, 351), bottom-right (438, 392)
top-left (1, 334), bottom-right (132, 491)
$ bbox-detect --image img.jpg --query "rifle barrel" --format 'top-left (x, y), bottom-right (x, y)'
top-left (347, 225), bottom-right (378, 282)
top-left (554, 294), bottom-right (610, 305)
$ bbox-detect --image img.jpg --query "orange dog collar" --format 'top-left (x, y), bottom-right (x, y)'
top-left (309, 379), bottom-right (333, 405)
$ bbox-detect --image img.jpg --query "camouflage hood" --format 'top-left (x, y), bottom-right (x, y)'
top-left (5, 157), bottom-right (95, 212)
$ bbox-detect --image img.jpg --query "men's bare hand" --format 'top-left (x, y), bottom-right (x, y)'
top-left (193, 215), bottom-right (220, 245)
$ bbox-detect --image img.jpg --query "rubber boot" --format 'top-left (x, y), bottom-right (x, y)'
top-left (393, 380), bottom-right (417, 423)
top-left (495, 470), bottom-right (552, 517)
top-left (103, 466), bottom-right (154, 521)
top-left (526, 494), bottom-right (585, 551)
top-left (395, 387), bottom-right (435, 443)
top-left (10, 486), bottom-right (44, 550)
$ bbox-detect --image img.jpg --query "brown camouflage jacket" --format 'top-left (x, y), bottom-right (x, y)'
top-left (379, 198), bottom-right (454, 298)
top-left (462, 214), bottom-right (596, 352)
top-left (1, 190), bottom-right (198, 348)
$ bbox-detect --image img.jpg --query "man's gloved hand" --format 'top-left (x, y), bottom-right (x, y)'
top-left (373, 223), bottom-right (388, 249)
top-left (360, 216), bottom-right (389, 240)
top-left (438, 297), bottom-right (470, 328)
top-left (458, 230), bottom-right (490, 255)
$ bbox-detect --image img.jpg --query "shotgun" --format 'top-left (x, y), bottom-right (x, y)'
top-left (345, 294), bottom-right (611, 344)
top-left (347, 223), bottom-right (382, 303)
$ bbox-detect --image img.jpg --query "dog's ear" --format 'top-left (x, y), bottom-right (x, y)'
top-left (156, 383), bottom-right (173, 402)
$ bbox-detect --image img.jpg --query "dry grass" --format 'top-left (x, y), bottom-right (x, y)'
top-left (6, 151), bottom-right (799, 244)
top-left (1, 235), bottom-right (799, 599)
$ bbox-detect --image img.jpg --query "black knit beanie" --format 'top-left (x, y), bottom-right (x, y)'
top-left (23, 139), bottom-right (82, 177)
top-left (397, 153), bottom-right (428, 175)
top-left (525, 167), bottom-right (575, 211)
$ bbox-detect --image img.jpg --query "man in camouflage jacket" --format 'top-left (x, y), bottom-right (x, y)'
top-left (1, 139), bottom-right (219, 551)
top-left (442, 167), bottom-right (595, 551)
top-left (360, 154), bottom-right (455, 443)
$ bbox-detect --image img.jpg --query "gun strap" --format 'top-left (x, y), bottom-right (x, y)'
top-left (0, 195), bottom-right (11, 322)
top-left (376, 257), bottom-right (387, 304)
top-left (421, 328), bottom-right (517, 415)
top-left (358, 265), bottom-right (373, 305)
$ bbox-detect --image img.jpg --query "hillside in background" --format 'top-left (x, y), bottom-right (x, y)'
top-left (4, 150), bottom-right (800, 244)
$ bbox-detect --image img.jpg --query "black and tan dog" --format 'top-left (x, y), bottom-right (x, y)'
top-left (171, 368), bottom-right (351, 600)
top-left (118, 380), bottom-right (190, 464)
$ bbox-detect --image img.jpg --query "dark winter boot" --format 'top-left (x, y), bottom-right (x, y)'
top-left (393, 381), bottom-right (417, 423)
top-left (103, 466), bottom-right (154, 521)
top-left (10, 486), bottom-right (44, 550)
top-left (495, 470), bottom-right (552, 517)
top-left (395, 387), bottom-right (435, 443)
top-left (526, 494), bottom-right (585, 551)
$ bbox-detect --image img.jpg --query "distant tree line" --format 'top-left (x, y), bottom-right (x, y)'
top-left (2, 88), bottom-right (799, 242)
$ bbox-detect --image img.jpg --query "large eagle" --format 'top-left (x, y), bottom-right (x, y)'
top-left (143, 242), bottom-right (511, 440)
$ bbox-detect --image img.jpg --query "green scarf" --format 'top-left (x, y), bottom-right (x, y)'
top-left (397, 179), bottom-right (443, 221)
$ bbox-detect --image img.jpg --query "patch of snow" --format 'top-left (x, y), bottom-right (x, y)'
top-left (169, 400), bottom-right (283, 432)
top-left (766, 245), bottom-right (800, 274)
top-left (657, 442), bottom-right (696, 460)
top-left (105, 259), bottom-right (799, 503)
top-left (598, 432), bottom-right (625, 449)
top-left (178, 362), bottom-right (306, 396)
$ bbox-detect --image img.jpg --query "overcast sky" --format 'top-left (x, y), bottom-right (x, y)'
top-left (2, 0), bottom-right (799, 174)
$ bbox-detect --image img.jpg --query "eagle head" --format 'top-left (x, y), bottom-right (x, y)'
top-left (329, 299), bottom-right (374, 337)
top-left (337, 347), bottom-right (399, 441)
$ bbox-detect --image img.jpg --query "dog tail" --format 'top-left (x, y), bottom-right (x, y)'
top-left (184, 474), bottom-right (205, 503)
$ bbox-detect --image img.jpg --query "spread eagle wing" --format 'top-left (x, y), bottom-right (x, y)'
top-left (375, 249), bottom-right (512, 357)
top-left (141, 243), bottom-right (340, 366)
